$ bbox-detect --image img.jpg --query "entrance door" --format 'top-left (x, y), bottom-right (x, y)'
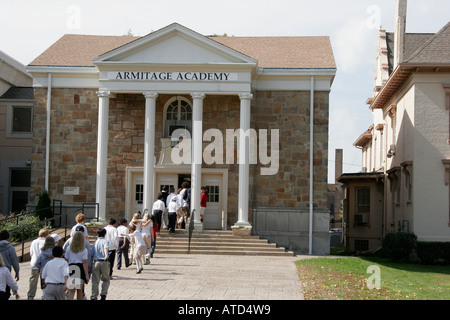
top-left (202, 174), bottom-right (223, 230)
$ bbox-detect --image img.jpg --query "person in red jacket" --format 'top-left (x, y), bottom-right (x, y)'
top-left (200, 187), bottom-right (208, 223)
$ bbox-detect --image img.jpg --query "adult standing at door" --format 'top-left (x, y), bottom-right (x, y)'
top-left (179, 181), bottom-right (190, 228)
top-left (200, 187), bottom-right (208, 223)
top-left (152, 195), bottom-right (165, 235)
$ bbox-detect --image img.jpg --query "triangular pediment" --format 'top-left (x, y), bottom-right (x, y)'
top-left (93, 23), bottom-right (257, 66)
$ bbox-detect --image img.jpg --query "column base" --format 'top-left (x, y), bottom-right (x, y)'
top-left (193, 220), bottom-right (204, 232)
top-left (231, 224), bottom-right (252, 236)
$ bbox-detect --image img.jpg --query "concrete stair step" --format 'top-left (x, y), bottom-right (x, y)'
top-left (154, 229), bottom-right (294, 256)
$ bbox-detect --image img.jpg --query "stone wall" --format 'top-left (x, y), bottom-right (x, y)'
top-left (30, 89), bottom-right (330, 236)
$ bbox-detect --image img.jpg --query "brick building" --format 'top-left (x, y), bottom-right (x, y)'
top-left (27, 23), bottom-right (336, 254)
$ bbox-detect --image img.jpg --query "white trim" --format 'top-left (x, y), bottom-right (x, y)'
top-left (93, 23), bottom-right (257, 66)
top-left (125, 166), bottom-right (229, 230)
top-left (4, 101), bottom-right (34, 139)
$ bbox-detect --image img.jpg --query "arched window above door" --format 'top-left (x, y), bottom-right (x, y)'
top-left (163, 96), bottom-right (192, 138)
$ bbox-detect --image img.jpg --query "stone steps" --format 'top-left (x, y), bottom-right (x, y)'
top-left (155, 229), bottom-right (294, 256)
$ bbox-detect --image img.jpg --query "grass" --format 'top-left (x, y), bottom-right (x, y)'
top-left (296, 256), bottom-right (450, 300)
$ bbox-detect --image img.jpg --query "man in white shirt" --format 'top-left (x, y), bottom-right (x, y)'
top-left (104, 218), bottom-right (119, 278)
top-left (116, 219), bottom-right (130, 269)
top-left (27, 228), bottom-right (49, 300)
top-left (167, 197), bottom-right (179, 233)
top-left (152, 195), bottom-right (165, 234)
top-left (41, 246), bottom-right (69, 300)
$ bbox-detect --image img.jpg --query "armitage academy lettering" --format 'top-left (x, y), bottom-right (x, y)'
top-left (114, 71), bottom-right (232, 81)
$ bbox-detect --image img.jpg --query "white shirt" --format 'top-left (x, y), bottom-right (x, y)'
top-left (0, 267), bottom-right (18, 293)
top-left (179, 188), bottom-right (189, 207)
top-left (30, 237), bottom-right (47, 269)
top-left (166, 193), bottom-right (179, 207)
top-left (41, 258), bottom-right (69, 284)
top-left (65, 248), bottom-right (88, 264)
top-left (168, 199), bottom-right (179, 213)
top-left (105, 225), bottom-right (119, 250)
top-left (117, 225), bottom-right (129, 239)
top-left (128, 230), bottom-right (146, 248)
top-left (141, 220), bottom-right (153, 236)
top-left (152, 199), bottom-right (165, 212)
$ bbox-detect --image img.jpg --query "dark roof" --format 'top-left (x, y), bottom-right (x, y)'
top-left (385, 32), bottom-right (434, 75)
top-left (0, 87), bottom-right (34, 100)
top-left (337, 172), bottom-right (384, 183)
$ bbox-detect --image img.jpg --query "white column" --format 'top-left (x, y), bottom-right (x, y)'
top-left (95, 90), bottom-right (110, 222)
top-left (143, 92), bottom-right (158, 212)
top-left (191, 92), bottom-right (205, 230)
top-left (236, 92), bottom-right (253, 227)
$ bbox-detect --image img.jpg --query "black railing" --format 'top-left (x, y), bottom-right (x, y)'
top-left (0, 201), bottom-right (99, 262)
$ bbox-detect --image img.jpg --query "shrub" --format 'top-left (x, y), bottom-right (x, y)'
top-left (35, 191), bottom-right (53, 223)
top-left (416, 241), bottom-right (450, 265)
top-left (0, 211), bottom-right (51, 242)
top-left (381, 231), bottom-right (417, 262)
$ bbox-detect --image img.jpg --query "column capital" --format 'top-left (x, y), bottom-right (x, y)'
top-left (191, 92), bottom-right (205, 100)
top-left (143, 91), bottom-right (158, 99)
top-left (96, 90), bottom-right (111, 98)
top-left (239, 92), bottom-right (253, 100)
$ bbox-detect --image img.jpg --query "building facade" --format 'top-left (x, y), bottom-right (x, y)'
top-left (340, 0), bottom-right (450, 252)
top-left (0, 50), bottom-right (33, 216)
top-left (27, 23), bottom-right (336, 254)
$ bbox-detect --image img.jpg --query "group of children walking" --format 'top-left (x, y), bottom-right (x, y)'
top-left (0, 183), bottom-right (208, 300)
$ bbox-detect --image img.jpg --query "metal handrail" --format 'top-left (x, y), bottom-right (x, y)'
top-left (2, 201), bottom-right (99, 262)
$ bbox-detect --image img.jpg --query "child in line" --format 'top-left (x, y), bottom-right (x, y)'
top-left (41, 246), bottom-right (69, 300)
top-left (126, 224), bottom-right (146, 274)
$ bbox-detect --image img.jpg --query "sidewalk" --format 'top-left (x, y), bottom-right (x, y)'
top-left (12, 253), bottom-right (305, 300)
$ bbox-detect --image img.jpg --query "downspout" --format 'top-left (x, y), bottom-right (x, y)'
top-left (45, 73), bottom-right (52, 192)
top-left (309, 76), bottom-right (314, 255)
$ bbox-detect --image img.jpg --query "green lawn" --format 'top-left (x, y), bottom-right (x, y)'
top-left (296, 256), bottom-right (450, 300)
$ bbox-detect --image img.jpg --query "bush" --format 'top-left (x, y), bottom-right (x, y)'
top-left (416, 241), bottom-right (450, 265)
top-left (35, 191), bottom-right (53, 223)
top-left (0, 211), bottom-right (51, 242)
top-left (381, 232), bottom-right (417, 262)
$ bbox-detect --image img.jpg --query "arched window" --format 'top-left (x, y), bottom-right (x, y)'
top-left (163, 96), bottom-right (192, 139)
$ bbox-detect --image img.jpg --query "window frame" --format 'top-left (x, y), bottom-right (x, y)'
top-left (5, 101), bottom-right (34, 139)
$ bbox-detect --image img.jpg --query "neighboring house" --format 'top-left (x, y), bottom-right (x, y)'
top-left (339, 0), bottom-right (450, 252)
top-left (0, 50), bottom-right (33, 216)
top-left (26, 23), bottom-right (336, 254)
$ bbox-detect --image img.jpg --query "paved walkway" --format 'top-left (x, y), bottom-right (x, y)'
top-left (12, 253), bottom-right (306, 300)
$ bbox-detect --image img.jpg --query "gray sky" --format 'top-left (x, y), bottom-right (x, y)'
top-left (1, 0), bottom-right (449, 182)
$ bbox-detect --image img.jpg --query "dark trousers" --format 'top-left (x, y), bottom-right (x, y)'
top-left (117, 237), bottom-right (129, 269)
top-left (168, 212), bottom-right (177, 233)
top-left (108, 250), bottom-right (116, 277)
top-left (153, 210), bottom-right (163, 232)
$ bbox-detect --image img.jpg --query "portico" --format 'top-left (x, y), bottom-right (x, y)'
top-left (27, 22), bottom-right (336, 254)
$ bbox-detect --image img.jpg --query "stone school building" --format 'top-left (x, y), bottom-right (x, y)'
top-left (27, 23), bottom-right (336, 254)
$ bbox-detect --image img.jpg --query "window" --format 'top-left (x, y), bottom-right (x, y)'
top-left (164, 97), bottom-right (192, 139)
top-left (135, 184), bottom-right (144, 203)
top-left (6, 104), bottom-right (33, 138)
top-left (354, 239), bottom-right (369, 251)
top-left (12, 106), bottom-right (32, 132)
top-left (356, 188), bottom-right (370, 213)
top-left (205, 185), bottom-right (220, 203)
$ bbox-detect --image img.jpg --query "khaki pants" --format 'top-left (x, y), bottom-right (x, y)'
top-left (27, 268), bottom-right (40, 299)
top-left (91, 260), bottom-right (110, 300)
top-left (43, 283), bottom-right (65, 300)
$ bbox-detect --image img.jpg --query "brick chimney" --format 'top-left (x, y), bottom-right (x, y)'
top-left (335, 149), bottom-right (343, 183)
top-left (394, 0), bottom-right (407, 68)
